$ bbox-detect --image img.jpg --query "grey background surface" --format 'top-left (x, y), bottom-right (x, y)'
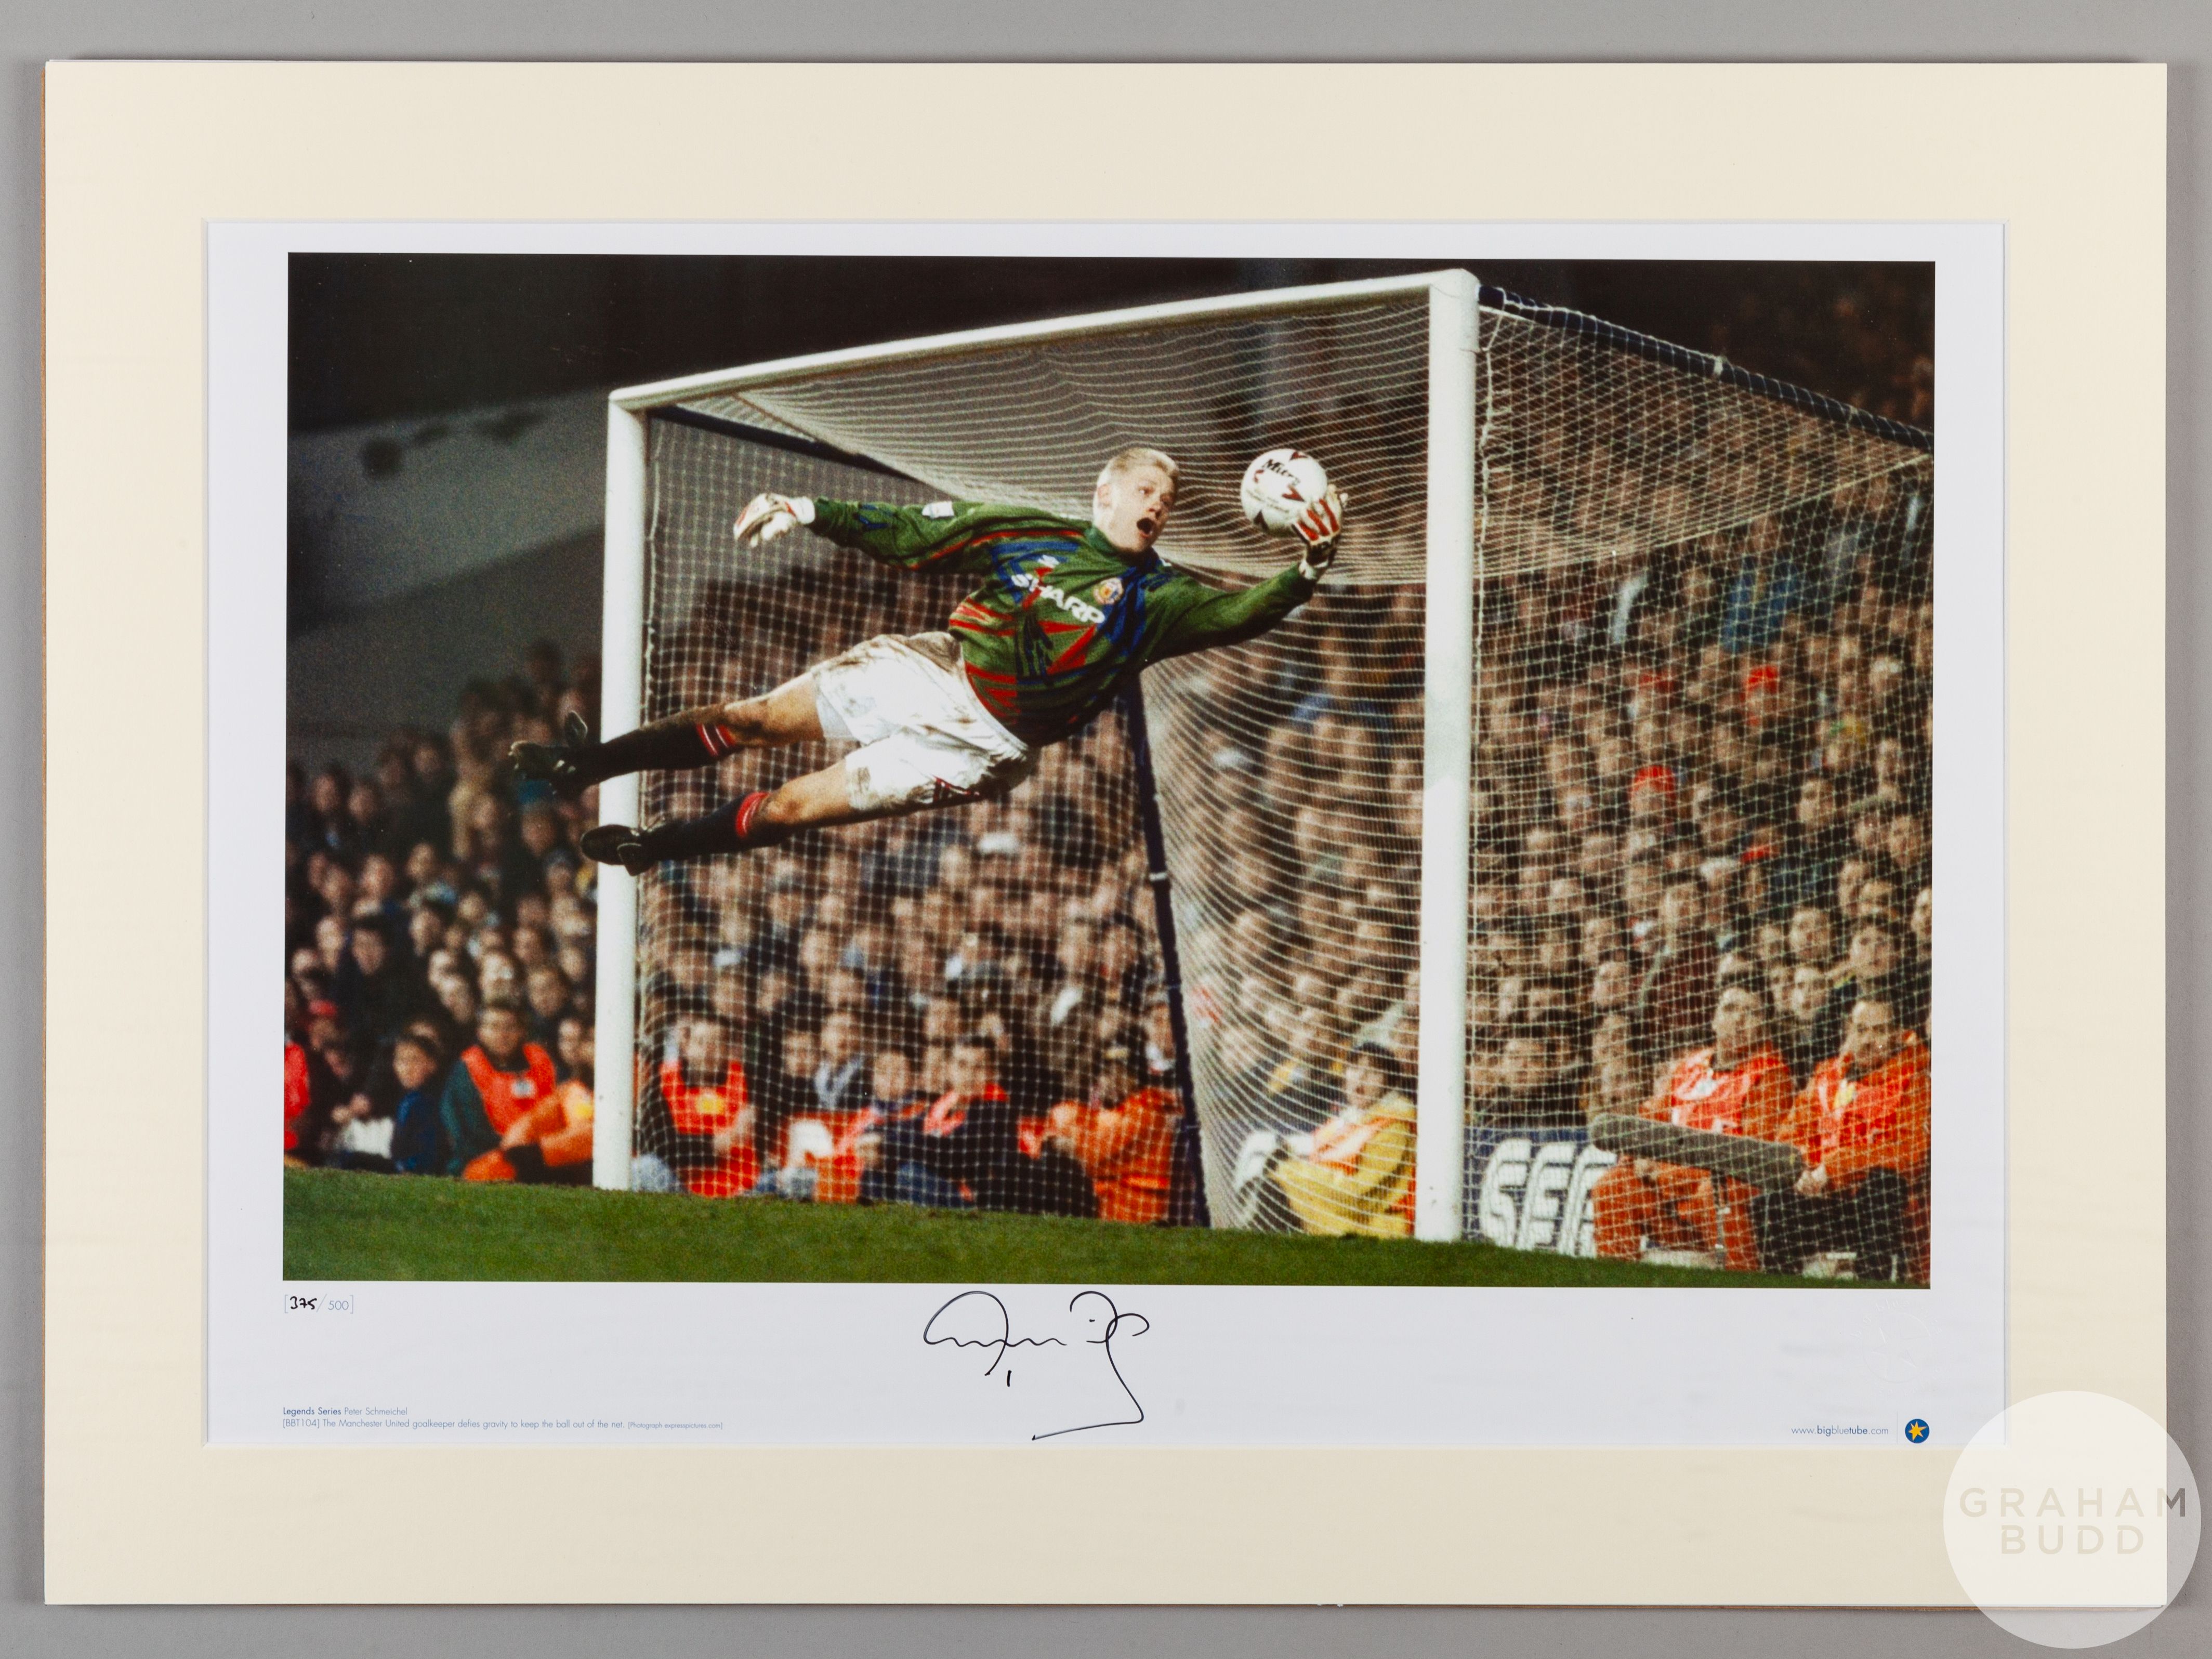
top-left (6, 3), bottom-right (2205, 1654)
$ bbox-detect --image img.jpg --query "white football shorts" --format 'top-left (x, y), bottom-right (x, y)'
top-left (809, 631), bottom-right (1036, 814)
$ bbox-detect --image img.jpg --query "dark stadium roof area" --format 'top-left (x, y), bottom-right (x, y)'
top-left (290, 255), bottom-right (1932, 437)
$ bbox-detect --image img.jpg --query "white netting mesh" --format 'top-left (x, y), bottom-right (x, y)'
top-left (625, 280), bottom-right (1935, 1280)
top-left (1460, 302), bottom-right (1931, 1281)
top-left (676, 295), bottom-right (1435, 583)
top-left (1475, 308), bottom-right (1927, 572)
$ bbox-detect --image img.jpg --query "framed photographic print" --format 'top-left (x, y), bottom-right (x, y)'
top-left (43, 61), bottom-right (2165, 1605)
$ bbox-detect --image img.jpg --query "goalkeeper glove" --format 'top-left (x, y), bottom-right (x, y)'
top-left (732, 491), bottom-right (816, 549)
top-left (1292, 485), bottom-right (1346, 581)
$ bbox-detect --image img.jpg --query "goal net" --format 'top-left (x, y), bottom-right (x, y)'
top-left (597, 272), bottom-right (1935, 1283)
top-left (1463, 293), bottom-right (1933, 1280)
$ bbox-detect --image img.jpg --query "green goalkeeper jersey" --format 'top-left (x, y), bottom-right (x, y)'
top-left (806, 497), bottom-right (1318, 745)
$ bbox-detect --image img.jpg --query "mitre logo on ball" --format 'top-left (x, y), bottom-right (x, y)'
top-left (1239, 447), bottom-right (1332, 535)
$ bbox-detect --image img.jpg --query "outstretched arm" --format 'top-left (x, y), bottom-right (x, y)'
top-left (734, 492), bottom-right (996, 575)
top-left (1152, 562), bottom-right (1321, 660)
top-left (1152, 486), bottom-right (1346, 660)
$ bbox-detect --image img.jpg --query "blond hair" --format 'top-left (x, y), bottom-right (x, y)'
top-left (1095, 445), bottom-right (1180, 494)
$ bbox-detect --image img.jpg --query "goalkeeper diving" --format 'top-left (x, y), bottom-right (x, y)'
top-left (515, 448), bottom-right (1344, 870)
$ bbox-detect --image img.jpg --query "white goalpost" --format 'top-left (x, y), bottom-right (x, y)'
top-left (588, 267), bottom-right (1934, 1272)
top-left (588, 400), bottom-right (649, 1193)
top-left (1414, 270), bottom-right (1479, 1241)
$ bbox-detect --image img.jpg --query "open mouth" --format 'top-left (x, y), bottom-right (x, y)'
top-left (1136, 516), bottom-right (1158, 539)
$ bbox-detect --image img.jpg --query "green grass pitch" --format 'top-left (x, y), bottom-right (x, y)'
top-left (283, 1168), bottom-right (1858, 1287)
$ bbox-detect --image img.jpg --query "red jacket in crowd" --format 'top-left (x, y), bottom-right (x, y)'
top-left (1591, 1042), bottom-right (1793, 1272)
top-left (1781, 1033), bottom-right (1931, 1193)
top-left (659, 1057), bottom-right (756, 1197)
top-left (284, 1041), bottom-right (311, 1156)
top-left (1049, 1085), bottom-right (1178, 1224)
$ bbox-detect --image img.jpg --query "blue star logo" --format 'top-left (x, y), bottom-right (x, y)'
top-left (1905, 1418), bottom-right (1930, 1443)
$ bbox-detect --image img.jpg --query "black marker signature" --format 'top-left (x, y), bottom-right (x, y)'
top-left (1034, 1291), bottom-right (1150, 1440)
top-left (922, 1290), bottom-right (1065, 1375)
top-left (921, 1289), bottom-right (1151, 1441)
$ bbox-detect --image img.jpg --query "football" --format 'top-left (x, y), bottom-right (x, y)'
top-left (1239, 447), bottom-right (1332, 535)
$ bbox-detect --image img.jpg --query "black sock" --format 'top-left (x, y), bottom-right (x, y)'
top-left (642, 797), bottom-right (745, 860)
top-left (641, 792), bottom-right (787, 861)
top-left (586, 717), bottom-right (734, 783)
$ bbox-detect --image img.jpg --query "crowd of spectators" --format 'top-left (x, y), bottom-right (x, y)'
top-left (284, 641), bottom-right (608, 1184)
top-left (284, 616), bottom-right (1197, 1224)
top-left (1458, 466), bottom-right (1935, 1125)
top-left (1200, 466), bottom-right (1935, 1266)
